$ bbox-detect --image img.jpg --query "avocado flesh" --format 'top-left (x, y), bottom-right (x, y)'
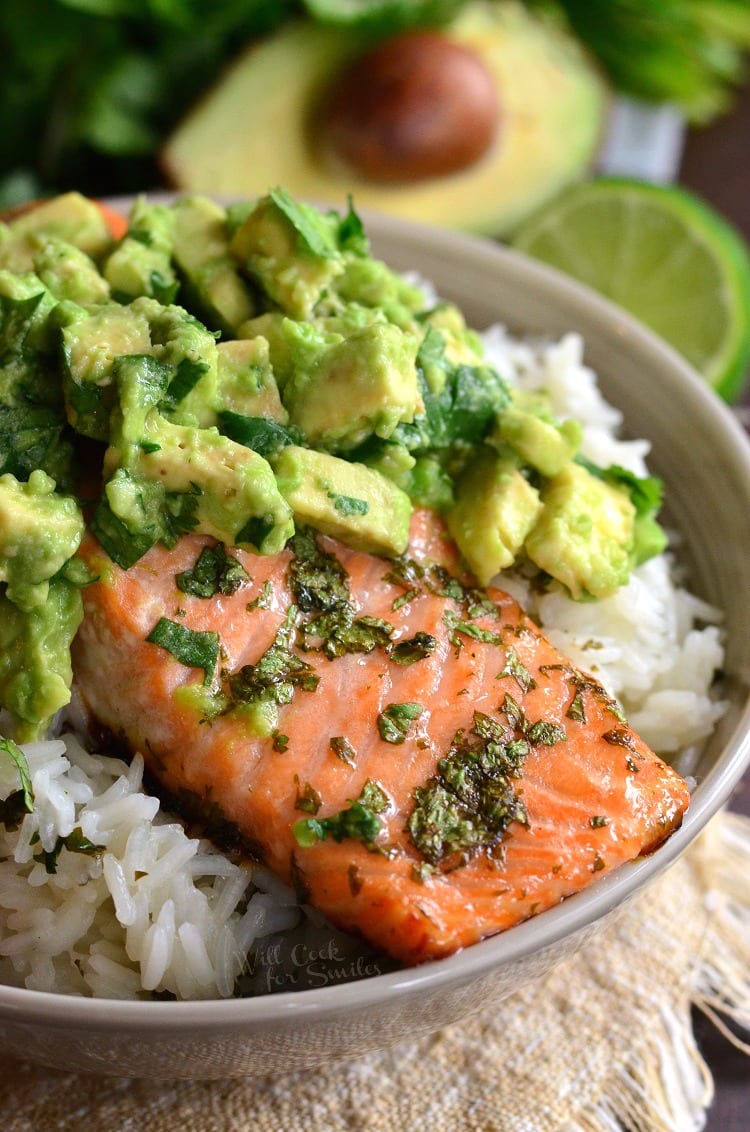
top-left (171, 196), bottom-right (256, 335)
top-left (161, 3), bottom-right (608, 237)
top-left (0, 192), bottom-right (114, 272)
top-left (103, 197), bottom-right (178, 304)
top-left (273, 445), bottom-right (412, 557)
top-left (446, 447), bottom-right (542, 586)
top-left (525, 462), bottom-right (636, 600)
top-left (0, 471), bottom-right (85, 740)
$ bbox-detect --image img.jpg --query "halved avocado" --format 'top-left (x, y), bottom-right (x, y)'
top-left (161, 2), bottom-right (609, 237)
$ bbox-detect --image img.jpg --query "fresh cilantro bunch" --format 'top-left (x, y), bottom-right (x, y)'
top-left (530, 0), bottom-right (750, 123)
top-left (0, 0), bottom-right (297, 206)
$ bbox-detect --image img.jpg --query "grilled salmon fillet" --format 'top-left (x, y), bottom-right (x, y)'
top-left (71, 512), bottom-right (690, 964)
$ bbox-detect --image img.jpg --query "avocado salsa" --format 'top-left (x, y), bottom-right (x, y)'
top-left (0, 187), bottom-right (667, 743)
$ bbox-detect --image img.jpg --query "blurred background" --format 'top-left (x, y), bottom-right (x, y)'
top-left (1, 1), bottom-right (748, 218)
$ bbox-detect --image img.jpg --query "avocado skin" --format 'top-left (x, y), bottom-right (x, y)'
top-left (161, 2), bottom-right (608, 237)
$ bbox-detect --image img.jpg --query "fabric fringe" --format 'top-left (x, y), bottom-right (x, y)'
top-left (576, 810), bottom-right (750, 1132)
top-left (688, 811), bottom-right (750, 1054)
top-left (574, 1001), bottom-right (712, 1132)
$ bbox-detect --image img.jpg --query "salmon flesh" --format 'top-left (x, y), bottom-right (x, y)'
top-left (72, 514), bottom-right (690, 964)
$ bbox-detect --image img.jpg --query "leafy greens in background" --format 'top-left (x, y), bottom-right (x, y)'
top-left (1, 0), bottom-right (749, 207)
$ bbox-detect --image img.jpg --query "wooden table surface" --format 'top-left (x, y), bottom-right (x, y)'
top-left (679, 79), bottom-right (750, 1132)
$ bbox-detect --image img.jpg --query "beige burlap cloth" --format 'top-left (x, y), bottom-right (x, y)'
top-left (2, 809), bottom-right (749, 1132)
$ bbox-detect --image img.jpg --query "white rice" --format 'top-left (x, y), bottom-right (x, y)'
top-left (0, 730), bottom-right (300, 999)
top-left (0, 325), bottom-right (727, 999)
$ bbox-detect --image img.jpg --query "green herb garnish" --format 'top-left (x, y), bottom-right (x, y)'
top-left (293, 785), bottom-right (384, 849)
top-left (443, 610), bottom-right (504, 651)
top-left (327, 492), bottom-right (369, 516)
top-left (0, 736), bottom-right (34, 822)
top-left (289, 529), bottom-right (393, 659)
top-left (247, 580), bottom-right (273, 611)
top-left (294, 778), bottom-right (322, 815)
top-left (497, 646), bottom-right (537, 693)
top-left (32, 826), bottom-right (101, 875)
top-left (390, 632), bottom-right (437, 666)
top-left (146, 617), bottom-right (220, 685)
top-left (358, 778), bottom-right (389, 814)
top-left (377, 702), bottom-right (423, 745)
top-left (407, 711), bottom-right (529, 868)
top-left (217, 412), bottom-right (301, 457)
top-left (330, 736), bottom-right (357, 766)
top-left (176, 543), bottom-right (249, 599)
top-left (526, 720), bottom-right (567, 746)
top-left (228, 605), bottom-right (319, 707)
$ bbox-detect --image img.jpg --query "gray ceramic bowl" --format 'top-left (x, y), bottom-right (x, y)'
top-left (1, 206), bottom-right (750, 1079)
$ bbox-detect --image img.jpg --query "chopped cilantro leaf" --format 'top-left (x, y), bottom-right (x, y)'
top-left (443, 610), bottom-right (504, 650)
top-left (407, 711), bottom-right (529, 868)
top-left (526, 720), bottom-right (567, 746)
top-left (497, 646), bottom-right (537, 693)
top-left (327, 492), bottom-right (369, 516)
top-left (32, 827), bottom-right (102, 874)
top-left (228, 605), bottom-right (319, 708)
top-left (294, 778), bottom-right (322, 815)
top-left (377, 702), bottom-right (423, 745)
top-left (176, 543), bottom-right (249, 599)
top-left (146, 618), bottom-right (220, 685)
top-left (566, 692), bottom-right (587, 723)
top-left (293, 800), bottom-right (381, 849)
top-left (269, 187), bottom-right (340, 260)
top-left (161, 358), bottom-right (209, 413)
top-left (330, 736), bottom-right (357, 766)
top-left (247, 580), bottom-right (273, 611)
top-left (217, 412), bottom-right (301, 457)
top-left (0, 736), bottom-right (34, 822)
top-left (390, 632), bottom-right (437, 666)
top-left (289, 529), bottom-right (393, 658)
top-left (335, 196), bottom-right (369, 257)
top-left (358, 778), bottom-right (389, 814)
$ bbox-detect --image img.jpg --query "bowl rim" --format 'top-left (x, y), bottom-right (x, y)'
top-left (2, 201), bottom-right (750, 1032)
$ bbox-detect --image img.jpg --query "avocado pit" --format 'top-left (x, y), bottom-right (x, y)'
top-left (321, 30), bottom-right (500, 184)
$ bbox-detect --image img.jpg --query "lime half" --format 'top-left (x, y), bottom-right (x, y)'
top-left (511, 178), bottom-right (750, 401)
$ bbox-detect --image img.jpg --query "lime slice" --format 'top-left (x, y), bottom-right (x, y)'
top-left (511, 178), bottom-right (750, 401)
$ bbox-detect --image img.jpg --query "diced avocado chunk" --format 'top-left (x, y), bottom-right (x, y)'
top-left (216, 338), bottom-right (287, 422)
top-left (283, 321), bottom-right (420, 451)
top-left (171, 195), bottom-right (255, 334)
top-left (134, 425), bottom-right (292, 553)
top-left (0, 269), bottom-right (58, 352)
top-left (62, 296), bottom-right (219, 439)
top-left (632, 513), bottom-right (668, 565)
top-left (62, 302), bottom-right (152, 439)
top-left (131, 297), bottom-right (218, 430)
top-left (525, 461), bottom-right (636, 599)
top-left (419, 302), bottom-right (486, 369)
top-left (104, 197), bottom-right (178, 304)
top-left (273, 445), bottom-right (412, 556)
top-left (98, 354), bottom-right (293, 561)
top-left (230, 189), bottom-right (345, 319)
top-left (364, 442), bottom-right (453, 512)
top-left (447, 447), bottom-right (542, 585)
top-left (0, 470), bottom-right (84, 611)
top-left (335, 256), bottom-right (426, 331)
top-left (0, 575), bottom-right (84, 742)
top-left (0, 192), bottom-right (113, 272)
top-left (495, 399), bottom-right (582, 478)
top-left (0, 469), bottom-right (85, 740)
top-left (0, 273), bottom-right (74, 486)
top-left (239, 312), bottom-right (338, 393)
top-left (33, 238), bottom-right (111, 307)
